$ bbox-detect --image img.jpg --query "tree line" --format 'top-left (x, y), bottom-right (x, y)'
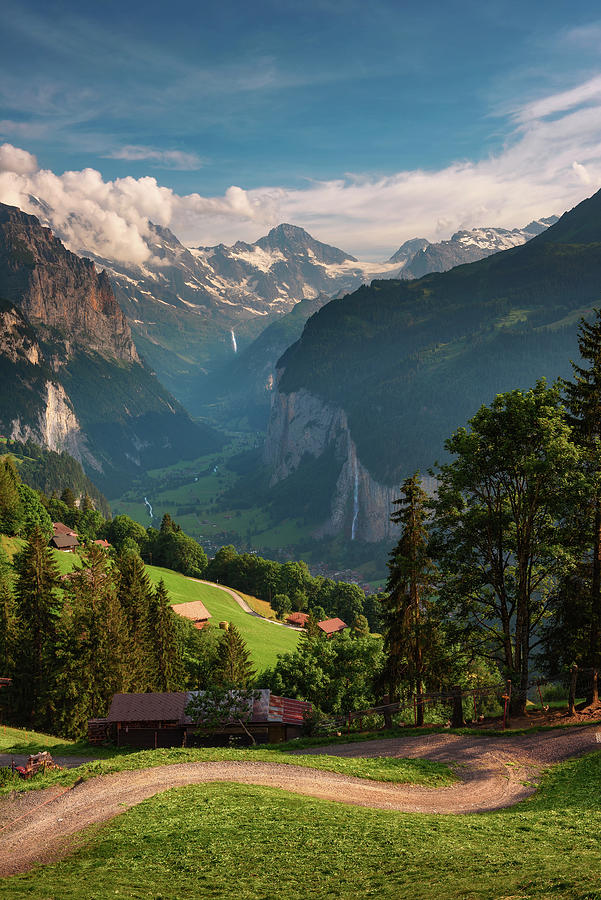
top-left (379, 310), bottom-right (601, 718)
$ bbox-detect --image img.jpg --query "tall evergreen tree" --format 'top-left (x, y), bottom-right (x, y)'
top-left (54, 545), bottom-right (130, 736)
top-left (146, 579), bottom-right (184, 692)
top-left (381, 474), bottom-right (435, 724)
top-left (563, 309), bottom-right (601, 680)
top-left (115, 550), bottom-right (153, 689)
top-left (0, 456), bottom-right (23, 536)
top-left (12, 525), bottom-right (60, 727)
top-left (0, 547), bottom-right (17, 676)
top-left (215, 623), bottom-right (255, 687)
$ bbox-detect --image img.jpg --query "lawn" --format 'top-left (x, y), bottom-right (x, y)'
top-left (3, 750), bottom-right (601, 899)
top-left (145, 565), bottom-right (299, 671)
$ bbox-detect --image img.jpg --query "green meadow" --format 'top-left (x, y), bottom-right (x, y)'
top-left (3, 750), bottom-right (601, 899)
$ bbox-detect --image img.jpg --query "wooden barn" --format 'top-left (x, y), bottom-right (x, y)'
top-left (171, 600), bottom-right (212, 629)
top-left (49, 522), bottom-right (79, 552)
top-left (286, 612), bottom-right (310, 627)
top-left (88, 690), bottom-right (311, 748)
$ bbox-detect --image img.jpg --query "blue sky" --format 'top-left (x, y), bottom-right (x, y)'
top-left (1, 0), bottom-right (601, 258)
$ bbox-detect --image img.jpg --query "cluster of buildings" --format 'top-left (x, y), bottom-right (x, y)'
top-left (48, 522), bottom-right (110, 552)
top-left (286, 612), bottom-right (348, 636)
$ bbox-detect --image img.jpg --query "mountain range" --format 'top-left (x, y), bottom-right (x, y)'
top-left (23, 195), bottom-right (557, 414)
top-left (264, 194), bottom-right (601, 542)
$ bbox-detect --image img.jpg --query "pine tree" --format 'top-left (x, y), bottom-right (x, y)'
top-left (215, 623), bottom-right (255, 687)
top-left (0, 455), bottom-right (24, 536)
top-left (115, 550), bottom-right (153, 689)
top-left (381, 474), bottom-right (435, 724)
top-left (146, 579), bottom-right (184, 692)
top-left (563, 309), bottom-right (601, 680)
top-left (0, 547), bottom-right (17, 676)
top-left (54, 544), bottom-right (130, 736)
top-left (12, 525), bottom-right (60, 727)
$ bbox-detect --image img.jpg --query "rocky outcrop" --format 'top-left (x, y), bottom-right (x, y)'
top-left (0, 204), bottom-right (220, 491)
top-left (264, 385), bottom-right (425, 542)
top-left (10, 381), bottom-right (100, 471)
top-left (0, 203), bottom-right (138, 363)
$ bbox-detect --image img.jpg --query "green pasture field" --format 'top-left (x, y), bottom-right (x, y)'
top-left (3, 750), bottom-right (601, 899)
top-left (145, 565), bottom-right (300, 671)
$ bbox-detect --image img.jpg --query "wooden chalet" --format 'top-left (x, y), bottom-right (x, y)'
top-left (317, 617), bottom-right (348, 637)
top-left (286, 611), bottom-right (310, 627)
top-left (171, 599), bottom-right (212, 629)
top-left (50, 522), bottom-right (79, 552)
top-left (93, 539), bottom-right (111, 549)
top-left (88, 689), bottom-right (311, 748)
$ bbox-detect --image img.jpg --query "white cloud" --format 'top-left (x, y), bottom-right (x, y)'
top-left (104, 145), bottom-right (204, 170)
top-left (0, 143), bottom-right (38, 175)
top-left (1, 74), bottom-right (601, 263)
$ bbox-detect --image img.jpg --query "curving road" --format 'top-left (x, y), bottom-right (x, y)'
top-left (1, 725), bottom-right (599, 877)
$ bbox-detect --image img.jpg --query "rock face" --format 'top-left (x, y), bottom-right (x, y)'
top-left (263, 384), bottom-right (430, 542)
top-left (0, 203), bottom-right (221, 492)
top-left (0, 204), bottom-right (137, 363)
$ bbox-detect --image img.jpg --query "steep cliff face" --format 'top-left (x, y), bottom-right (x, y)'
top-left (0, 204), bottom-right (137, 363)
top-left (10, 381), bottom-right (99, 471)
top-left (0, 204), bottom-right (221, 494)
top-left (264, 384), bottom-right (412, 542)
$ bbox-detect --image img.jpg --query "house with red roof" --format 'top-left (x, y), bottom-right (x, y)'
top-left (317, 617), bottom-right (348, 637)
top-left (286, 611), bottom-right (310, 627)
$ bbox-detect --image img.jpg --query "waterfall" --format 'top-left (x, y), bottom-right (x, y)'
top-left (351, 455), bottom-right (360, 541)
top-left (144, 496), bottom-right (154, 519)
top-left (230, 329), bottom-right (238, 353)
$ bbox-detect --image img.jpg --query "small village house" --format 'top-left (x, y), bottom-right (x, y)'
top-left (49, 522), bottom-right (79, 552)
top-left (317, 617), bottom-right (348, 637)
top-left (88, 690), bottom-right (311, 748)
top-left (286, 611), bottom-right (310, 627)
top-left (171, 600), bottom-right (212, 629)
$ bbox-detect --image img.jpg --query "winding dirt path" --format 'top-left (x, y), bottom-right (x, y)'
top-left (188, 578), bottom-right (297, 628)
top-left (0, 726), bottom-right (598, 877)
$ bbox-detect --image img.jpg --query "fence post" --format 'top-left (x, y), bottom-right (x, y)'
top-left (503, 680), bottom-right (511, 730)
top-left (568, 664), bottom-right (578, 716)
top-left (451, 685), bottom-right (463, 728)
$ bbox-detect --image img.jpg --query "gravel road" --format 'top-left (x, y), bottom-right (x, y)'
top-left (0, 725), bottom-right (598, 878)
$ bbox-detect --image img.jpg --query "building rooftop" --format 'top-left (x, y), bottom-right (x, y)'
top-left (171, 600), bottom-right (212, 622)
top-left (317, 617), bottom-right (348, 635)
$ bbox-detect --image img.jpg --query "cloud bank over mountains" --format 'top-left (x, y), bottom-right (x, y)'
top-left (0, 75), bottom-right (600, 263)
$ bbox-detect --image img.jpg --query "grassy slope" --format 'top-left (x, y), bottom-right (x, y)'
top-left (3, 750), bottom-right (601, 899)
top-left (144, 565), bottom-right (299, 672)
top-left (4, 544), bottom-right (298, 672)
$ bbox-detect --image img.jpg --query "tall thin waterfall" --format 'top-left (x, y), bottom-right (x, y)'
top-left (351, 455), bottom-right (360, 540)
top-left (230, 329), bottom-right (238, 353)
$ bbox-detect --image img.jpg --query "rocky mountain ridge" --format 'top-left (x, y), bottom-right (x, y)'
top-left (390, 217), bottom-right (558, 279)
top-left (264, 194), bottom-right (598, 542)
top-left (0, 202), bottom-right (220, 493)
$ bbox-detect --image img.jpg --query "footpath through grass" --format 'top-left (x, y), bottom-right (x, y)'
top-left (0, 745), bottom-right (455, 796)
top-left (3, 750), bottom-right (601, 899)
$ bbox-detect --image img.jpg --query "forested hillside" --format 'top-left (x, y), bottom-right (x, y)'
top-left (276, 191), bottom-right (601, 485)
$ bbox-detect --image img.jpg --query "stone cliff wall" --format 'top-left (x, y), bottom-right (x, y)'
top-left (264, 384), bottom-right (411, 542)
top-left (0, 203), bottom-right (138, 363)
